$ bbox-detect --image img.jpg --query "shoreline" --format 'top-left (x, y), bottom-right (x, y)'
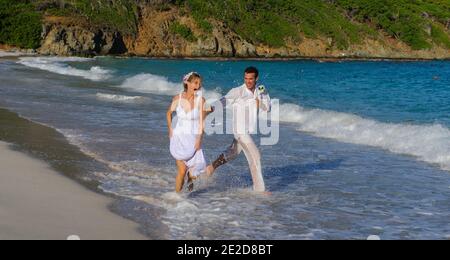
top-left (0, 141), bottom-right (147, 240)
top-left (0, 107), bottom-right (149, 240)
top-left (119, 54), bottom-right (450, 62)
top-left (0, 108), bottom-right (106, 191)
top-left (1, 47), bottom-right (449, 62)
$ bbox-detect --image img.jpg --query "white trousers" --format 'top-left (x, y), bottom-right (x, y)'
top-left (223, 134), bottom-right (265, 192)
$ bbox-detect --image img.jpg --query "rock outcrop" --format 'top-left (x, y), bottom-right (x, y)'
top-left (36, 5), bottom-right (450, 59)
top-left (123, 8), bottom-right (257, 58)
top-left (38, 18), bottom-right (127, 56)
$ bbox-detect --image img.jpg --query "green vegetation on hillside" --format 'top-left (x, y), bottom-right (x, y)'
top-left (1, 0), bottom-right (449, 52)
top-left (178, 0), bottom-right (450, 50)
top-left (42, 0), bottom-right (139, 34)
top-left (0, 0), bottom-right (42, 49)
top-left (169, 21), bottom-right (197, 42)
top-left (181, 0), bottom-right (374, 49)
top-left (0, 0), bottom-right (139, 49)
top-left (335, 0), bottom-right (450, 50)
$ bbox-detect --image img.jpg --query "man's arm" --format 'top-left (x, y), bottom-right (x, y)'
top-left (218, 87), bottom-right (240, 108)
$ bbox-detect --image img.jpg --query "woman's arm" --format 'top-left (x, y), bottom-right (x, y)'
top-left (166, 96), bottom-right (178, 139)
top-left (200, 97), bottom-right (208, 132)
top-left (195, 98), bottom-right (207, 151)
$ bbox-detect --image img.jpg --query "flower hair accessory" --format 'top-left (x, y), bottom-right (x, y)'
top-left (183, 72), bottom-right (198, 84)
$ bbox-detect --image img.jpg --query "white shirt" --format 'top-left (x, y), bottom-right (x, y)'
top-left (222, 84), bottom-right (271, 135)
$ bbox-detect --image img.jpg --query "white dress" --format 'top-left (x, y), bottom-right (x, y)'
top-left (170, 93), bottom-right (206, 177)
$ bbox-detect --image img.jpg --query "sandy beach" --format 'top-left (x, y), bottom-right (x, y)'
top-left (0, 141), bottom-right (146, 240)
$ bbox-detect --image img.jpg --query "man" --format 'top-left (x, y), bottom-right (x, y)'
top-left (207, 67), bottom-right (271, 192)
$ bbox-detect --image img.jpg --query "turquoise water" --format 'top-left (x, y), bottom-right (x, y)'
top-left (1, 56), bottom-right (450, 239)
top-left (93, 57), bottom-right (450, 126)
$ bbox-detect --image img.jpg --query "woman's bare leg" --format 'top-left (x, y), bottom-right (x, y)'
top-left (175, 160), bottom-right (187, 193)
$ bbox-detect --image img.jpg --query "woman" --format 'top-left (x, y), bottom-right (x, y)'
top-left (166, 72), bottom-right (212, 192)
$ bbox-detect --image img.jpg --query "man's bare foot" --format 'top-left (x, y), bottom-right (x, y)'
top-left (206, 165), bottom-right (215, 177)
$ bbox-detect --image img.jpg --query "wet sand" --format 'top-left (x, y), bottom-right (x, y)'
top-left (0, 141), bottom-right (147, 240)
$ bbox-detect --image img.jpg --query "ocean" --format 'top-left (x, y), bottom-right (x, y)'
top-left (0, 56), bottom-right (449, 239)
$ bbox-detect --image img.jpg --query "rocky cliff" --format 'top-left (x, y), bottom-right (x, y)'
top-left (38, 16), bottom-right (127, 56)
top-left (35, 2), bottom-right (450, 59)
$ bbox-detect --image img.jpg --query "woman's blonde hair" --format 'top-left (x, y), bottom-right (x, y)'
top-left (183, 72), bottom-right (201, 91)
